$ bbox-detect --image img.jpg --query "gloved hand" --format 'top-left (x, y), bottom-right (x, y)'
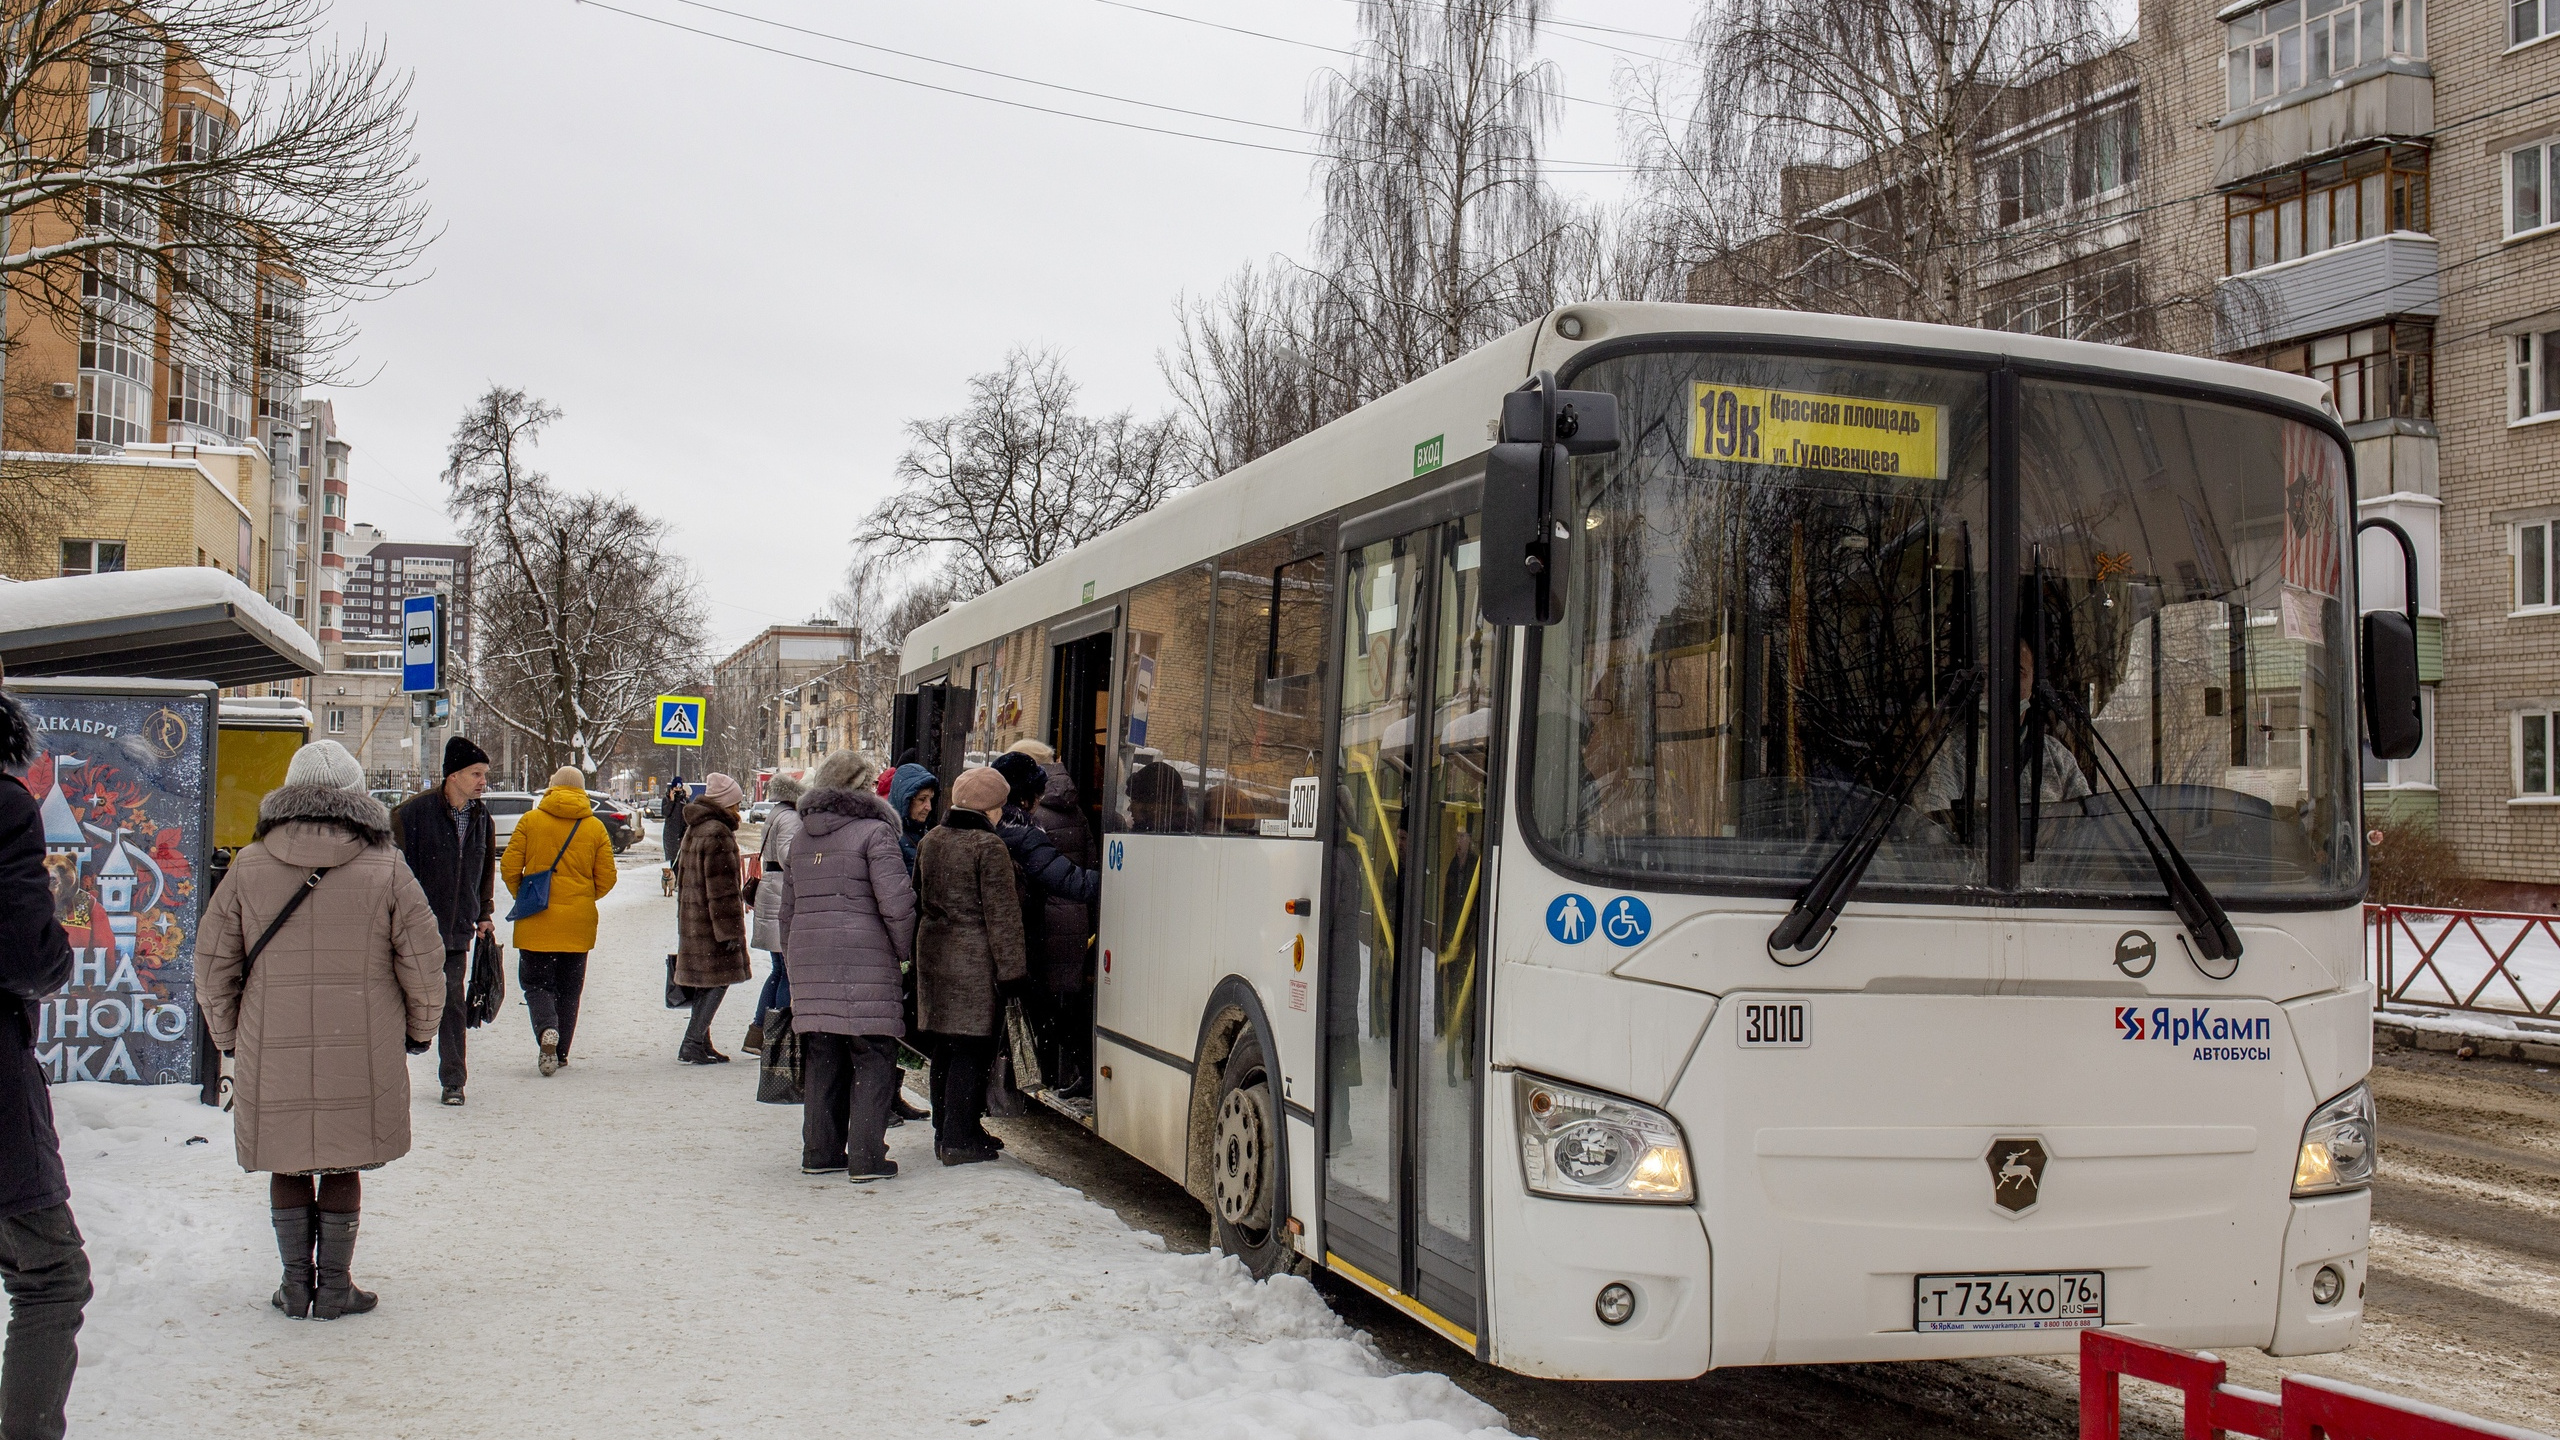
top-left (404, 1037), bottom-right (430, 1055)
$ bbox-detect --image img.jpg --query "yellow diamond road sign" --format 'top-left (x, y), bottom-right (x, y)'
top-left (653, 695), bottom-right (705, 746)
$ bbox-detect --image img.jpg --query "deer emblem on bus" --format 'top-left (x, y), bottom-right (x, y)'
top-left (1986, 1137), bottom-right (2048, 1216)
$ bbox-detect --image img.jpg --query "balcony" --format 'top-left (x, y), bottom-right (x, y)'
top-left (2215, 68), bottom-right (2430, 187)
top-left (2216, 232), bottom-right (2435, 351)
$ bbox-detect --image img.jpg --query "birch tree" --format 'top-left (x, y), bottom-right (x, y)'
top-left (855, 347), bottom-right (1186, 596)
top-left (442, 386), bottom-right (707, 774)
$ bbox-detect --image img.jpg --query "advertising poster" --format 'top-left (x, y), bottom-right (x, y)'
top-left (7, 681), bottom-right (215, 1086)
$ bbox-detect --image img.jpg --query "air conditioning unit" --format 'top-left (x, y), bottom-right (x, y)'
top-left (48, 382), bottom-right (74, 399)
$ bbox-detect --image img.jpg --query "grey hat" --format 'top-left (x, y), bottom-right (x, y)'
top-left (283, 739), bottom-right (366, 792)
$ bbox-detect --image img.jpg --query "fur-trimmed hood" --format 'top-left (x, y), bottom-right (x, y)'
top-left (0, 689), bottom-right (33, 771)
top-left (796, 785), bottom-right (897, 838)
top-left (254, 783), bottom-right (392, 844)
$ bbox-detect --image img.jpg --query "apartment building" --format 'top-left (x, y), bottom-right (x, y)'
top-left (342, 535), bottom-right (475, 657)
top-left (707, 622), bottom-right (859, 781)
top-left (2135, 0), bottom-right (2560, 898)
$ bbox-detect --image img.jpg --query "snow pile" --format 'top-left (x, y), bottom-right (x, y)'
top-left (47, 864), bottom-right (1522, 1438)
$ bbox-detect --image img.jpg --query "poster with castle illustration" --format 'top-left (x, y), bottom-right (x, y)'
top-left (7, 681), bottom-right (215, 1087)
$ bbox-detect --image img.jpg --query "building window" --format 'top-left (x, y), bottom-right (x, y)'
top-left (325, 707), bottom-right (346, 735)
top-left (1982, 261), bottom-right (2143, 344)
top-left (2517, 332), bottom-right (2560, 419)
top-left (1985, 102), bottom-right (2139, 228)
top-left (2516, 0), bottom-right (2558, 46)
top-left (2225, 146), bottom-right (2427, 274)
top-left (2511, 137), bottom-right (2559, 237)
top-left (2227, 0), bottom-right (2424, 111)
top-left (59, 540), bottom-right (126, 577)
top-left (2259, 321), bottom-right (2433, 421)
top-left (2520, 520), bottom-right (2556, 610)
top-left (323, 492), bottom-right (344, 518)
top-left (2521, 708), bottom-right (2558, 797)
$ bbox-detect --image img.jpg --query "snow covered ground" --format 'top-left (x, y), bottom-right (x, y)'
top-left (54, 854), bottom-right (1519, 1438)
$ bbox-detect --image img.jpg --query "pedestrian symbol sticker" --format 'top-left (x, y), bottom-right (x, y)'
top-left (653, 695), bottom-right (705, 747)
top-left (1546, 894), bottom-right (1595, 944)
top-left (1602, 896), bottom-right (1652, 947)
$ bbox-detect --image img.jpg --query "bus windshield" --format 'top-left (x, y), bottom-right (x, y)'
top-left (1527, 349), bottom-right (2362, 906)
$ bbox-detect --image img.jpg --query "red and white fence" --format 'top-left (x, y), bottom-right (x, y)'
top-left (2366, 904), bottom-right (2560, 1020)
top-left (2079, 1331), bottom-right (2553, 1440)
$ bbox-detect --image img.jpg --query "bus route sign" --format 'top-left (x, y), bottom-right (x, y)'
top-left (1689, 383), bottom-right (1945, 480)
top-left (652, 695), bottom-right (705, 747)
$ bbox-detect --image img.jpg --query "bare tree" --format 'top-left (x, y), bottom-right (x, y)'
top-left (442, 387), bottom-right (707, 774)
top-left (856, 347), bottom-right (1187, 595)
top-left (0, 1), bottom-right (430, 430)
top-left (1309, 0), bottom-right (1576, 394)
top-left (1640, 0), bottom-right (2127, 329)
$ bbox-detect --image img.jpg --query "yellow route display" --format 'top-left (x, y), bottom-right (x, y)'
top-left (1689, 382), bottom-right (1946, 480)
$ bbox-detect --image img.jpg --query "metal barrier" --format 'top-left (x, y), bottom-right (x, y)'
top-left (2366, 903), bottom-right (2560, 1020)
top-left (2080, 1331), bottom-right (2555, 1440)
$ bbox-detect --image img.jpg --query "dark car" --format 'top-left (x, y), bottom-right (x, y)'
top-left (586, 791), bottom-right (641, 853)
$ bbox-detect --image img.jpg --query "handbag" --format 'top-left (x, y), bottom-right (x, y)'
top-left (1003, 997), bottom-right (1045, 1093)
top-left (465, 932), bottom-right (504, 1028)
top-left (664, 954), bottom-right (691, 1009)
top-left (504, 818), bottom-right (586, 921)
top-left (755, 1007), bottom-right (804, 1104)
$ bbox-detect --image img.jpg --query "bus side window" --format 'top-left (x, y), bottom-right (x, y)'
top-left (1114, 562), bottom-right (1213, 833)
top-left (1206, 541), bottom-right (1333, 835)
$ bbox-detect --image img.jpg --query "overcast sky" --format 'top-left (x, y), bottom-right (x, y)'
top-left (314, 0), bottom-right (1699, 651)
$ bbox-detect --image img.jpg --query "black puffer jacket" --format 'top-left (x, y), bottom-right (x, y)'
top-left (997, 778), bottom-right (1099, 999)
top-left (389, 788), bottom-right (494, 951)
top-left (0, 692), bottom-right (73, 1219)
top-left (1027, 767), bottom-right (1097, 995)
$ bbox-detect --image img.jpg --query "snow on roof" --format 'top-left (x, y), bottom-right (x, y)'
top-left (0, 567), bottom-right (322, 686)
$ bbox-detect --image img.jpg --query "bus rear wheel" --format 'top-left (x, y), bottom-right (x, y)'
top-left (1211, 1028), bottom-right (1288, 1278)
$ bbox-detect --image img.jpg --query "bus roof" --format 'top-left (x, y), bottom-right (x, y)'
top-left (901, 302), bottom-right (2336, 678)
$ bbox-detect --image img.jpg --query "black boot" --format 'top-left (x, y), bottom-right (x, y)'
top-left (312, 1210), bottom-right (379, 1319)
top-left (269, 1205), bottom-right (316, 1319)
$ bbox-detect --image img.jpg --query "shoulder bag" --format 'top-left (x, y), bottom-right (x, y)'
top-left (503, 817), bottom-right (588, 922)
top-left (242, 867), bottom-right (331, 984)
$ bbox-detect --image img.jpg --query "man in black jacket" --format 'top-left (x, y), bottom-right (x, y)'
top-left (391, 737), bottom-right (496, 1106)
top-left (0, 684), bottom-right (88, 1439)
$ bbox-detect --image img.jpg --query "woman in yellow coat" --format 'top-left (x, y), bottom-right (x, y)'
top-left (501, 767), bottom-right (620, 1075)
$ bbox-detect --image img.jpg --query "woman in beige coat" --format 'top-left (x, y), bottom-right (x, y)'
top-left (199, 741), bottom-right (445, 1320)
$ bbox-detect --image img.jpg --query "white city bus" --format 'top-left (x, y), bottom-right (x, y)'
top-left (895, 302), bottom-right (2413, 1380)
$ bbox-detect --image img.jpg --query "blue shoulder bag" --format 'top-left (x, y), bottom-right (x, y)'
top-left (504, 818), bottom-right (587, 921)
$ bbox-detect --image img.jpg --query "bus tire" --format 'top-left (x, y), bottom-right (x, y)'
top-left (1210, 1027), bottom-right (1288, 1278)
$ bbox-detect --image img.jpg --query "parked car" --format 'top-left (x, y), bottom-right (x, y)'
top-left (369, 787), bottom-right (410, 809)
top-left (480, 790), bottom-right (538, 846)
top-left (642, 797), bottom-right (664, 819)
top-left (744, 800), bottom-right (773, 825)
top-left (586, 790), bottom-right (642, 853)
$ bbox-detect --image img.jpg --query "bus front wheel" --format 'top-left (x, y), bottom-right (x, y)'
top-left (1211, 1029), bottom-right (1289, 1278)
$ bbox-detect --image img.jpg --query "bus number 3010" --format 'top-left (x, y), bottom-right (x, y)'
top-left (1738, 1002), bottom-right (1808, 1048)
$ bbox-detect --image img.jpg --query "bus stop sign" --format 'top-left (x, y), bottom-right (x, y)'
top-left (401, 594), bottom-right (441, 694)
top-left (653, 695), bottom-right (704, 746)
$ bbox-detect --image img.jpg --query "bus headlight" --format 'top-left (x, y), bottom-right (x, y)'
top-left (1515, 1072), bottom-right (1694, 1203)
top-left (2291, 1083), bottom-right (2376, 1195)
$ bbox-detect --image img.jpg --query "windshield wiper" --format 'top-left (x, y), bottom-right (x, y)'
top-left (2030, 680), bottom-right (2243, 963)
top-left (1769, 667), bottom-right (1984, 959)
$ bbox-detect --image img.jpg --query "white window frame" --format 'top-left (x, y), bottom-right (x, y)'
top-left (2505, 136), bottom-right (2560, 239)
top-left (2515, 331), bottom-right (2560, 422)
top-left (2226, 0), bottom-right (2425, 111)
top-left (325, 707), bottom-right (347, 735)
top-left (2518, 518), bottom-right (2558, 612)
top-left (2518, 706), bottom-right (2560, 801)
top-left (2512, 0), bottom-right (2560, 49)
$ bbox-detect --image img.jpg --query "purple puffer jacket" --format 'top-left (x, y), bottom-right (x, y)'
top-left (776, 786), bottom-right (915, 1037)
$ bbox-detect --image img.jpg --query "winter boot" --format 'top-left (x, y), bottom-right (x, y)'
top-left (311, 1210), bottom-right (379, 1320)
top-left (269, 1205), bottom-right (316, 1319)
top-left (848, 1158), bottom-right (899, 1184)
top-left (539, 1028), bottom-right (561, 1077)
top-left (891, 1091), bottom-right (929, 1122)
top-left (742, 1023), bottom-right (764, 1058)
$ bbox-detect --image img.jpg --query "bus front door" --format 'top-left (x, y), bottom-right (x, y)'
top-left (1322, 513), bottom-right (1493, 1347)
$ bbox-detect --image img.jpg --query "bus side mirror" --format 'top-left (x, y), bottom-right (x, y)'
top-left (1483, 374), bottom-right (1619, 628)
top-left (2361, 611), bottom-right (2422, 760)
top-left (1483, 441), bottom-right (1567, 626)
top-left (2356, 516), bottom-right (2423, 761)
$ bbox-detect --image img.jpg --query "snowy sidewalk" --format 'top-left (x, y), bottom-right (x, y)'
top-left (57, 857), bottom-right (1517, 1438)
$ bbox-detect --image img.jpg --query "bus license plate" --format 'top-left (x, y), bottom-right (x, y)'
top-left (1913, 1271), bottom-right (2104, 1333)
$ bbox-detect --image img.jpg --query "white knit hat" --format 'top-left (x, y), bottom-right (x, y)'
top-left (284, 740), bottom-right (366, 792)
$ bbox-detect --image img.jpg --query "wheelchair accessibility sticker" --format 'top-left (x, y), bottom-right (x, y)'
top-left (1547, 894), bottom-right (1653, 947)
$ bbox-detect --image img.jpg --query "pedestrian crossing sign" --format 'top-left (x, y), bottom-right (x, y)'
top-left (653, 695), bottom-right (705, 746)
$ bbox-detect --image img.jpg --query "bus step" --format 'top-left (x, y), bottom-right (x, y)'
top-left (1030, 1087), bottom-right (1096, 1126)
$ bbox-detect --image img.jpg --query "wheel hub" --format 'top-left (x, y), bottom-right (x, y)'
top-left (1214, 1083), bottom-right (1271, 1228)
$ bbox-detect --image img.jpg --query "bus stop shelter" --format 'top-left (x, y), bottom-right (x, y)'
top-left (0, 568), bottom-right (322, 687)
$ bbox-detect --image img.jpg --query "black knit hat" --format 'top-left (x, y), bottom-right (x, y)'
top-left (443, 734), bottom-right (491, 777)
top-left (990, 750), bottom-right (1043, 807)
